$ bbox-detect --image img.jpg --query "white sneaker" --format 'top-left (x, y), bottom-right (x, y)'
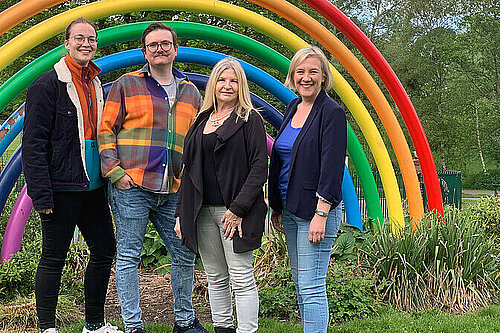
top-left (42, 329), bottom-right (57, 333)
top-left (82, 322), bottom-right (124, 333)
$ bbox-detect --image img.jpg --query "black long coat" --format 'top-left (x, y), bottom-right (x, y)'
top-left (176, 109), bottom-right (268, 254)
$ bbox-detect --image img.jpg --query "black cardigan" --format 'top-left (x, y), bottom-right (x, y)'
top-left (176, 109), bottom-right (268, 254)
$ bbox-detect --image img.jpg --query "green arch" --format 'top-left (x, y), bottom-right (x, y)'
top-left (0, 21), bottom-right (383, 224)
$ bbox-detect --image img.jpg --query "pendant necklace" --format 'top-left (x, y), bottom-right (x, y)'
top-left (209, 109), bottom-right (232, 127)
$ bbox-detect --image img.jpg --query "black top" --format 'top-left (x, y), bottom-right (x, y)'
top-left (175, 110), bottom-right (268, 254)
top-left (202, 129), bottom-right (225, 205)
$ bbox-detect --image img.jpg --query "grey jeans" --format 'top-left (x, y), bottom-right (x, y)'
top-left (196, 206), bottom-right (259, 333)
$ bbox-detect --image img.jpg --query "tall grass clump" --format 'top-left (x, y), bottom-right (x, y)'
top-left (362, 207), bottom-right (499, 313)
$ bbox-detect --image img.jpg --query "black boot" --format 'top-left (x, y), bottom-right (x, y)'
top-left (214, 327), bottom-right (236, 333)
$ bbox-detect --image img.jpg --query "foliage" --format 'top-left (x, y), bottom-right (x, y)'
top-left (464, 195), bottom-right (500, 238)
top-left (0, 295), bottom-right (80, 332)
top-left (254, 232), bottom-right (380, 323)
top-left (0, 239), bottom-right (40, 302)
top-left (257, 262), bottom-right (299, 321)
top-left (331, 223), bottom-right (372, 262)
top-left (140, 223), bottom-right (172, 275)
top-left (462, 170), bottom-right (500, 190)
top-left (362, 207), bottom-right (499, 312)
top-left (0, 194), bottom-right (41, 302)
top-left (326, 262), bottom-right (381, 324)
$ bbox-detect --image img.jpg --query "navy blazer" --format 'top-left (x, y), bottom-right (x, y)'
top-left (268, 91), bottom-right (347, 220)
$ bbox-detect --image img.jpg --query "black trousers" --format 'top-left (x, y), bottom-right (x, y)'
top-left (36, 187), bottom-right (116, 330)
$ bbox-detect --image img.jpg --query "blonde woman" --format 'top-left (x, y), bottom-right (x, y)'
top-left (269, 46), bottom-right (347, 333)
top-left (175, 58), bottom-right (268, 333)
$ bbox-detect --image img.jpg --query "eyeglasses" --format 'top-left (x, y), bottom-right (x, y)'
top-left (69, 35), bottom-right (97, 45)
top-left (145, 41), bottom-right (173, 53)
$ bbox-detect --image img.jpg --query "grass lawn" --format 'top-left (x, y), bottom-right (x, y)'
top-left (57, 305), bottom-right (500, 333)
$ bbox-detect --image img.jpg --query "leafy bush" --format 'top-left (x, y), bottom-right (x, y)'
top-left (254, 232), bottom-right (380, 323)
top-left (140, 222), bottom-right (204, 274)
top-left (0, 240), bottom-right (40, 301)
top-left (140, 223), bottom-right (171, 275)
top-left (331, 223), bottom-right (372, 262)
top-left (362, 207), bottom-right (499, 313)
top-left (0, 199), bottom-right (41, 302)
top-left (258, 263), bottom-right (299, 321)
top-left (462, 170), bottom-right (500, 190)
top-left (326, 262), bottom-right (380, 323)
top-left (464, 195), bottom-right (500, 237)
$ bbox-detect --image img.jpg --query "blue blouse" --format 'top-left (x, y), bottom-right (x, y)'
top-left (274, 120), bottom-right (302, 200)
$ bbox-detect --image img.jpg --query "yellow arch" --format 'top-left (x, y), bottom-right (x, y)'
top-left (0, 0), bottom-right (405, 228)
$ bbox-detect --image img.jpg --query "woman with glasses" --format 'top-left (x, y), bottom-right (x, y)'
top-left (268, 46), bottom-right (347, 333)
top-left (175, 58), bottom-right (268, 333)
top-left (22, 18), bottom-right (121, 333)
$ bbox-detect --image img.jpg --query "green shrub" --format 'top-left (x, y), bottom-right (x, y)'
top-left (0, 240), bottom-right (39, 301)
top-left (465, 195), bottom-right (500, 237)
top-left (326, 262), bottom-right (380, 324)
top-left (462, 170), bottom-right (500, 190)
top-left (258, 264), bottom-right (299, 321)
top-left (0, 202), bottom-right (41, 302)
top-left (331, 223), bottom-right (372, 262)
top-left (140, 223), bottom-right (171, 275)
top-left (362, 207), bottom-right (499, 312)
top-left (255, 232), bottom-right (380, 324)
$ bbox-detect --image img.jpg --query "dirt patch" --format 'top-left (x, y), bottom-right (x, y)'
top-left (104, 269), bottom-right (212, 325)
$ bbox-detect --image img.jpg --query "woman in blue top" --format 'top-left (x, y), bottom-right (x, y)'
top-left (268, 46), bottom-right (347, 333)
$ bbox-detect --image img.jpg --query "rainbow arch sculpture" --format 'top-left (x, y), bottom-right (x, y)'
top-left (0, 0), bottom-right (443, 263)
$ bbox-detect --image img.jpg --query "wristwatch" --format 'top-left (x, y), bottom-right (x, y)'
top-left (315, 210), bottom-right (328, 217)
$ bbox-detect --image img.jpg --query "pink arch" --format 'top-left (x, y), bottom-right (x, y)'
top-left (0, 185), bottom-right (32, 264)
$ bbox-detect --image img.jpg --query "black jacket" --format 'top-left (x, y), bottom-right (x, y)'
top-left (22, 58), bottom-right (105, 211)
top-left (176, 109), bottom-right (268, 254)
top-left (269, 91), bottom-right (347, 220)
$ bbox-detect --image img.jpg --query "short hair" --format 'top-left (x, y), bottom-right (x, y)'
top-left (201, 58), bottom-right (254, 122)
top-left (284, 45), bottom-right (333, 92)
top-left (141, 22), bottom-right (178, 51)
top-left (65, 18), bottom-right (97, 40)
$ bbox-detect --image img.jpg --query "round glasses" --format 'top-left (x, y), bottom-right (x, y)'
top-left (146, 41), bottom-right (173, 53)
top-left (69, 35), bottom-right (97, 45)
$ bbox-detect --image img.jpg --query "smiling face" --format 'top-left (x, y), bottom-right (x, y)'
top-left (293, 56), bottom-right (324, 102)
top-left (64, 22), bottom-right (97, 67)
top-left (143, 29), bottom-right (178, 69)
top-left (215, 68), bottom-right (239, 109)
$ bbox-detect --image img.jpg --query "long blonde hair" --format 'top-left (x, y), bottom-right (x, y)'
top-left (202, 58), bottom-right (254, 122)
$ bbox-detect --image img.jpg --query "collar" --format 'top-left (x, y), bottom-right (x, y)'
top-left (139, 64), bottom-right (188, 81)
top-left (63, 53), bottom-right (101, 82)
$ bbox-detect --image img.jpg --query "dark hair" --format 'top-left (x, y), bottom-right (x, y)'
top-left (141, 22), bottom-right (178, 50)
top-left (65, 17), bottom-right (97, 40)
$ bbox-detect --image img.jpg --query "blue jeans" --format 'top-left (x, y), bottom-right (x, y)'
top-left (108, 184), bottom-right (196, 332)
top-left (282, 203), bottom-right (342, 333)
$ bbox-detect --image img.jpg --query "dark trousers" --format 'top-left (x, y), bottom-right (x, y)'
top-left (36, 187), bottom-right (116, 330)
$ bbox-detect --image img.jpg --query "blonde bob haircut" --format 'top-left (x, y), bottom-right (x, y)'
top-left (201, 57), bottom-right (254, 122)
top-left (285, 45), bottom-right (333, 92)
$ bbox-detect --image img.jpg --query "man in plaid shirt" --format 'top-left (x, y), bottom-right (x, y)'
top-left (98, 23), bottom-right (207, 333)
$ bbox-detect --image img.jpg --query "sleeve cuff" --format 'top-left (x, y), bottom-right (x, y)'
top-left (108, 167), bottom-right (127, 184)
top-left (316, 192), bottom-right (333, 205)
top-left (229, 203), bottom-right (246, 218)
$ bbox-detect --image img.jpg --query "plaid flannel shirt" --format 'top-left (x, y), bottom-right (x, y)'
top-left (98, 65), bottom-right (202, 192)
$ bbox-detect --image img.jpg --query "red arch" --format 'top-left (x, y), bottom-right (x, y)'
top-left (301, 0), bottom-right (443, 216)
